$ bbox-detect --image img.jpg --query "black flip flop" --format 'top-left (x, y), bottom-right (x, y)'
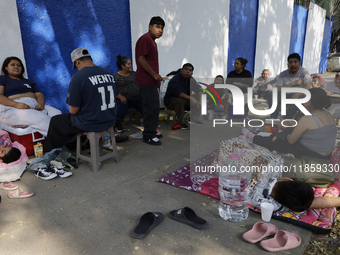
top-left (131, 212), bottom-right (164, 239)
top-left (168, 207), bottom-right (208, 229)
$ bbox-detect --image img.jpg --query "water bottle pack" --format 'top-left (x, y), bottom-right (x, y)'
top-left (219, 151), bottom-right (250, 223)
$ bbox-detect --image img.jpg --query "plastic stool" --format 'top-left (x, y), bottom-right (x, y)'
top-left (76, 127), bottom-right (119, 172)
top-left (166, 108), bottom-right (177, 125)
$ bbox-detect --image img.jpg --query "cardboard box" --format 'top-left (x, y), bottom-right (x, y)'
top-left (2, 124), bottom-right (45, 156)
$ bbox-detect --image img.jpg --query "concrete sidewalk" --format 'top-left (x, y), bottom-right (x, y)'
top-left (0, 113), bottom-right (312, 255)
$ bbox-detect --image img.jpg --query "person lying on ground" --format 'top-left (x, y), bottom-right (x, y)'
top-left (249, 176), bottom-right (340, 213)
top-left (0, 130), bottom-right (27, 165)
top-left (242, 88), bottom-right (336, 159)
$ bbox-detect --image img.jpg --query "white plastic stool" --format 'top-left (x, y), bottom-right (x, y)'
top-left (76, 127), bottom-right (119, 172)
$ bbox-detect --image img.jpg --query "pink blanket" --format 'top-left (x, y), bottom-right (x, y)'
top-left (0, 130), bottom-right (28, 168)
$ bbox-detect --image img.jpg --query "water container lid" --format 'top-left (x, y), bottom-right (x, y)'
top-left (229, 152), bottom-right (243, 159)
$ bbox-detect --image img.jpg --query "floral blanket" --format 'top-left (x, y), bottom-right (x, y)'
top-left (156, 138), bottom-right (340, 234)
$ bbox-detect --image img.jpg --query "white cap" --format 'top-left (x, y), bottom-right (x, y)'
top-left (71, 48), bottom-right (91, 69)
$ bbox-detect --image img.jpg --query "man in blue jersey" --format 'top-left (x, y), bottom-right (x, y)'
top-left (45, 48), bottom-right (118, 151)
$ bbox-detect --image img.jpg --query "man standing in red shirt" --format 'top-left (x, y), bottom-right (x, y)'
top-left (135, 16), bottom-right (165, 145)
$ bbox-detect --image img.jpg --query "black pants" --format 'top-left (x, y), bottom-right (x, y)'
top-left (45, 114), bottom-right (84, 152)
top-left (116, 95), bottom-right (144, 122)
top-left (139, 85), bottom-right (159, 140)
top-left (267, 91), bottom-right (303, 119)
top-left (166, 97), bottom-right (190, 125)
top-left (253, 135), bottom-right (332, 160)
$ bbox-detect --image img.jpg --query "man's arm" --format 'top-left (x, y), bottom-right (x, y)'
top-left (179, 93), bottom-right (200, 108)
top-left (138, 55), bottom-right (163, 82)
top-left (276, 78), bottom-right (302, 93)
top-left (69, 105), bottom-right (80, 115)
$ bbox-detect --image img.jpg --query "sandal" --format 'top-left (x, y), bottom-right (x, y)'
top-left (8, 188), bottom-right (34, 199)
top-left (242, 221), bottom-right (278, 243)
top-left (0, 181), bottom-right (18, 191)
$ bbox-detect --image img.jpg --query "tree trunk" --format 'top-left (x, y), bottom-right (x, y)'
top-left (329, 28), bottom-right (340, 52)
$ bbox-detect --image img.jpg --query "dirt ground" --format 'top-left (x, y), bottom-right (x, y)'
top-left (304, 207), bottom-right (340, 254)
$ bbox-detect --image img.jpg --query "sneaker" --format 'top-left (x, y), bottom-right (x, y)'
top-left (188, 120), bottom-right (203, 126)
top-left (130, 131), bottom-right (143, 139)
top-left (115, 121), bottom-right (125, 133)
top-left (181, 124), bottom-right (189, 130)
top-left (143, 137), bottom-right (162, 145)
top-left (34, 169), bottom-right (58, 180)
top-left (50, 164), bottom-right (72, 178)
top-left (156, 133), bottom-right (163, 139)
top-left (195, 120), bottom-right (203, 126)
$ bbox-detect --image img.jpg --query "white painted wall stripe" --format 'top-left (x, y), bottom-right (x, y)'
top-left (130, 0), bottom-right (230, 79)
top-left (303, 2), bottom-right (326, 74)
top-left (254, 0), bottom-right (294, 79)
top-left (0, 0), bottom-right (27, 77)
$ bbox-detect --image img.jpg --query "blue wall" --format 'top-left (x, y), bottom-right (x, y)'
top-left (319, 18), bottom-right (333, 73)
top-left (289, 4), bottom-right (308, 65)
top-left (16, 0), bottom-right (132, 113)
top-left (227, 0), bottom-right (258, 77)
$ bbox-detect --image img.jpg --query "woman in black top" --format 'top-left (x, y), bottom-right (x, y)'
top-left (225, 58), bottom-right (253, 117)
top-left (114, 55), bottom-right (144, 132)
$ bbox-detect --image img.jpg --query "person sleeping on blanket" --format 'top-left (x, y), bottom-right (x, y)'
top-left (0, 130), bottom-right (27, 164)
top-left (249, 176), bottom-right (340, 213)
top-left (242, 88), bottom-right (336, 160)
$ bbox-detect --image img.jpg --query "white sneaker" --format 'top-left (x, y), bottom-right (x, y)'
top-left (50, 164), bottom-right (72, 178)
top-left (130, 131), bottom-right (143, 139)
top-left (188, 120), bottom-right (203, 126)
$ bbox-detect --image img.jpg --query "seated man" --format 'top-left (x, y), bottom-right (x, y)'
top-left (164, 63), bottom-right (202, 129)
top-left (252, 69), bottom-right (276, 99)
top-left (45, 48), bottom-right (117, 151)
top-left (325, 73), bottom-right (340, 94)
top-left (267, 53), bottom-right (311, 119)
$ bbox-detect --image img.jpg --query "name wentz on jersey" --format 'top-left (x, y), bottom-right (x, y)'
top-left (88, 74), bottom-right (115, 85)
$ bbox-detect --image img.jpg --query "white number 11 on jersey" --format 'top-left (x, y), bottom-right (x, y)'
top-left (98, 85), bottom-right (115, 111)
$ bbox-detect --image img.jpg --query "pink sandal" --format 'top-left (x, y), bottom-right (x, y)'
top-left (260, 230), bottom-right (301, 252)
top-left (8, 188), bottom-right (34, 199)
top-left (0, 181), bottom-right (18, 191)
top-left (242, 221), bottom-right (278, 243)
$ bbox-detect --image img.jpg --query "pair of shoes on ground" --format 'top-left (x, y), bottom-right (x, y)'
top-left (242, 221), bottom-right (301, 252)
top-left (34, 160), bottom-right (72, 180)
top-left (131, 207), bottom-right (208, 239)
top-left (143, 133), bottom-right (163, 145)
top-left (0, 181), bottom-right (34, 199)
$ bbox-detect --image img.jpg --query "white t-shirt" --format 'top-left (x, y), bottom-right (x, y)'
top-left (247, 177), bottom-right (289, 213)
top-left (325, 81), bottom-right (340, 94)
top-left (276, 67), bottom-right (311, 88)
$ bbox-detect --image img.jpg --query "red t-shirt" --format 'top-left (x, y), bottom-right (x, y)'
top-left (135, 33), bottom-right (160, 87)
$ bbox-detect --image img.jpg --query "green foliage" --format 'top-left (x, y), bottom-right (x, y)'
top-left (294, 0), bottom-right (332, 18)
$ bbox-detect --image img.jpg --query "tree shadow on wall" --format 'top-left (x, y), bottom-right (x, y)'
top-left (16, 0), bottom-right (132, 113)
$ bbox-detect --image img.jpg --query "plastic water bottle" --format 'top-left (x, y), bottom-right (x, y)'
top-left (102, 132), bottom-right (111, 149)
top-left (219, 152), bottom-right (250, 222)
